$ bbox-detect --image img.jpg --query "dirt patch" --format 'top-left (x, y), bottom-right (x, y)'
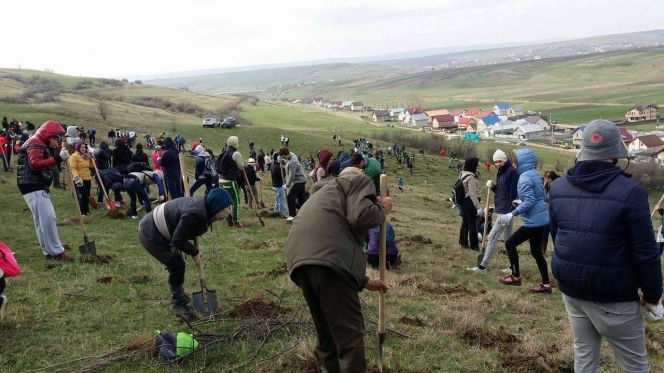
top-left (417, 283), bottom-right (483, 296)
top-left (79, 254), bottom-right (117, 264)
top-left (460, 326), bottom-right (519, 349)
top-left (107, 210), bottom-right (126, 219)
top-left (97, 276), bottom-right (114, 284)
top-left (401, 235), bottom-right (433, 245)
top-left (399, 315), bottom-right (426, 327)
top-left (279, 356), bottom-right (320, 372)
top-left (501, 347), bottom-right (573, 373)
top-left (367, 363), bottom-right (434, 373)
top-left (227, 296), bottom-right (292, 319)
top-left (250, 263), bottom-right (287, 278)
top-left (646, 327), bottom-right (664, 355)
top-left (259, 210), bottom-right (284, 218)
top-left (130, 274), bottom-right (151, 284)
top-left (246, 241), bottom-right (268, 250)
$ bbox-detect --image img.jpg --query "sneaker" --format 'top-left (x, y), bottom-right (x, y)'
top-left (499, 267), bottom-right (512, 274)
top-left (131, 215), bottom-right (138, 220)
top-left (499, 275), bottom-right (522, 286)
top-left (171, 300), bottom-right (196, 319)
top-left (530, 284), bottom-right (552, 294)
top-left (227, 220), bottom-right (234, 227)
top-left (466, 266), bottom-right (487, 273)
top-left (233, 223), bottom-right (245, 229)
top-left (0, 295), bottom-right (6, 323)
top-left (286, 216), bottom-right (295, 222)
top-left (97, 205), bottom-right (106, 210)
top-left (51, 252), bottom-right (75, 262)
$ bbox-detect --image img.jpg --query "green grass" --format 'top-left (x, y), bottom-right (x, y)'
top-left (0, 68), bottom-right (663, 373)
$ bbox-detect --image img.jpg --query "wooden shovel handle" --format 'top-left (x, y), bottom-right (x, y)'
top-left (194, 237), bottom-right (208, 302)
top-left (482, 187), bottom-right (491, 250)
top-left (651, 194), bottom-right (664, 217)
top-left (179, 153), bottom-right (190, 191)
top-left (378, 174), bottom-right (387, 335)
top-left (91, 159), bottom-right (112, 206)
top-left (65, 162), bottom-right (88, 237)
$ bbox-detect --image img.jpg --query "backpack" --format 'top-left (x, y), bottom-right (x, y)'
top-left (153, 330), bottom-right (199, 362)
top-left (103, 168), bottom-right (125, 184)
top-left (0, 242), bottom-right (21, 278)
top-left (452, 174), bottom-right (472, 205)
top-left (126, 162), bottom-right (153, 174)
top-left (202, 156), bottom-right (218, 178)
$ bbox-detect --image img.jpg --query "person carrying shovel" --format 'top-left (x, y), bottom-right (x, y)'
top-left (137, 188), bottom-right (233, 319)
top-left (284, 163), bottom-right (392, 373)
top-left (17, 120), bottom-right (74, 262)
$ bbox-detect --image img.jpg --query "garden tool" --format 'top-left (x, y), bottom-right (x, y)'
top-left (192, 238), bottom-right (218, 315)
top-left (65, 162), bottom-right (96, 257)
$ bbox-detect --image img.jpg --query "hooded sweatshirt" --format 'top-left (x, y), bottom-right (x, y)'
top-left (313, 149), bottom-right (333, 183)
top-left (461, 157), bottom-right (481, 210)
top-left (510, 149), bottom-right (548, 227)
top-left (158, 137), bottom-right (181, 179)
top-left (550, 160), bottom-right (662, 304)
top-left (95, 141), bottom-right (111, 170)
top-left (17, 120), bottom-right (65, 194)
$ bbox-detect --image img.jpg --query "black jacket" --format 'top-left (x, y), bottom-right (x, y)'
top-left (112, 143), bottom-right (133, 168)
top-left (159, 137), bottom-right (181, 179)
top-left (132, 150), bottom-right (149, 165)
top-left (95, 141), bottom-right (111, 170)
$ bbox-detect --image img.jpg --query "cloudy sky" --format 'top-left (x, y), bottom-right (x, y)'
top-left (4, 0), bottom-right (663, 78)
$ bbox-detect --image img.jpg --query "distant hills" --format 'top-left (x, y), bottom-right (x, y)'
top-left (146, 29), bottom-right (664, 96)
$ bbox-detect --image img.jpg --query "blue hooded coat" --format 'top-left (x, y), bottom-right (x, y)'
top-left (510, 148), bottom-right (548, 227)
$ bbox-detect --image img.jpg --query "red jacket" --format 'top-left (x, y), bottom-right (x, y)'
top-left (24, 120), bottom-right (65, 171)
top-left (0, 136), bottom-right (7, 155)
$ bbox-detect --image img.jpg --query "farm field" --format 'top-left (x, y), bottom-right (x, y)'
top-left (0, 68), bottom-right (663, 372)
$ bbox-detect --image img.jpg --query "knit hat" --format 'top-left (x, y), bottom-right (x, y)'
top-left (493, 149), bottom-right (507, 162)
top-left (205, 188), bottom-right (233, 219)
top-left (75, 141), bottom-right (86, 152)
top-left (577, 119), bottom-right (628, 161)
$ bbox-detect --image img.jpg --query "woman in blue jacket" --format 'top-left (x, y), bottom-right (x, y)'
top-left (497, 148), bottom-right (551, 293)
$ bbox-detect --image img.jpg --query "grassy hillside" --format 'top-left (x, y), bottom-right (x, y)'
top-left (0, 71), bottom-right (663, 372)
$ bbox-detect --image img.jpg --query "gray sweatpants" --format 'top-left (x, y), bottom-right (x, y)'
top-left (562, 294), bottom-right (650, 373)
top-left (480, 213), bottom-right (513, 268)
top-left (23, 190), bottom-right (66, 256)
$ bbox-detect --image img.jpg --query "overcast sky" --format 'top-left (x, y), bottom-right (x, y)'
top-left (4, 0), bottom-right (663, 78)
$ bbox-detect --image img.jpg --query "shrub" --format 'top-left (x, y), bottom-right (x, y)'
top-left (134, 79), bottom-right (142, 84)
top-left (371, 130), bottom-right (448, 154)
top-left (628, 159), bottom-right (664, 190)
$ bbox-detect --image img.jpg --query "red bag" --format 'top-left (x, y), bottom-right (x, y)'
top-left (0, 242), bottom-right (21, 277)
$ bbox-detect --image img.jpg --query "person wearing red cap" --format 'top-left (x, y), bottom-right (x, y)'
top-left (17, 120), bottom-right (74, 262)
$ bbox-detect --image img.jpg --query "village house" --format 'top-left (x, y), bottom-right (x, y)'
top-left (425, 109), bottom-right (450, 125)
top-left (493, 103), bottom-right (511, 116)
top-left (404, 113), bottom-right (428, 127)
top-left (341, 100), bottom-right (354, 110)
top-left (465, 108), bottom-right (481, 118)
top-left (350, 101), bottom-right (364, 111)
top-left (466, 121), bottom-right (478, 133)
top-left (312, 97), bottom-right (323, 106)
top-left (488, 121), bottom-right (520, 137)
top-left (373, 110), bottom-right (390, 122)
top-left (389, 108), bottom-right (405, 121)
top-left (477, 116), bottom-right (501, 134)
top-left (628, 134), bottom-right (664, 153)
top-left (625, 104), bottom-right (659, 122)
top-left (477, 110), bottom-right (495, 118)
top-left (398, 108), bottom-right (422, 122)
top-left (619, 127), bottom-right (634, 146)
top-left (507, 105), bottom-right (525, 118)
top-left (431, 114), bottom-right (456, 131)
top-left (572, 126), bottom-right (586, 147)
top-left (457, 117), bottom-right (477, 132)
top-left (452, 109), bottom-right (465, 123)
top-left (514, 124), bottom-right (546, 140)
top-left (524, 116), bottom-right (551, 131)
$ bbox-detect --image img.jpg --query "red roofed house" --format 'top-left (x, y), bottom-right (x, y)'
top-left (431, 114), bottom-right (456, 131)
top-left (477, 110), bottom-right (495, 118)
top-left (425, 109), bottom-right (450, 125)
top-left (465, 108), bottom-right (481, 118)
top-left (312, 97), bottom-right (323, 106)
top-left (452, 109), bottom-right (465, 123)
top-left (457, 117), bottom-right (477, 131)
top-left (628, 134), bottom-right (664, 153)
top-left (618, 127), bottom-right (634, 146)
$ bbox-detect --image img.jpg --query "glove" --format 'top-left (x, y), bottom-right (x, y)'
top-left (282, 185), bottom-right (287, 190)
top-left (645, 300), bottom-right (664, 321)
top-left (59, 148), bottom-right (70, 161)
top-left (74, 176), bottom-right (83, 187)
top-left (486, 180), bottom-right (495, 188)
top-left (512, 199), bottom-right (522, 207)
top-left (498, 213), bottom-right (513, 226)
top-left (477, 208), bottom-right (485, 218)
top-left (158, 195), bottom-right (165, 202)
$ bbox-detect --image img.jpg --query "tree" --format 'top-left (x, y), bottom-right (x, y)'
top-left (96, 95), bottom-right (112, 120)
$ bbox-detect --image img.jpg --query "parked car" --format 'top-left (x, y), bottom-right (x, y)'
top-left (202, 118), bottom-right (220, 128)
top-left (221, 118), bottom-right (236, 129)
top-left (224, 117), bottom-right (237, 125)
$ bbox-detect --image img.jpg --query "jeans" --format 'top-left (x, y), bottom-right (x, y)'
top-left (505, 225), bottom-right (549, 283)
top-left (189, 177), bottom-right (213, 196)
top-left (124, 178), bottom-right (151, 217)
top-left (165, 175), bottom-right (183, 199)
top-left (480, 213), bottom-right (514, 268)
top-left (273, 186), bottom-right (287, 217)
top-left (562, 294), bottom-right (650, 373)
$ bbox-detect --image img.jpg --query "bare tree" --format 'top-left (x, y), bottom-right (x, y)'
top-left (97, 95), bottom-right (112, 120)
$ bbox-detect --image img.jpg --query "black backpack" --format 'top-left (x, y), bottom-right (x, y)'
top-left (126, 162), bottom-right (152, 174)
top-left (452, 174), bottom-right (472, 205)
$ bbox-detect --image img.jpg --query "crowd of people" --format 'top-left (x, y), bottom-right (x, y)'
top-left (2, 118), bottom-right (663, 372)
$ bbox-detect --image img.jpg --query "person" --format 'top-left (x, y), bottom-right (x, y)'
top-left (397, 177), bottom-right (404, 193)
top-left (126, 130), bottom-right (136, 149)
top-left (364, 156), bottom-right (384, 194)
top-left (439, 149), bottom-right (446, 159)
top-left (497, 149), bottom-right (551, 293)
top-left (68, 141), bottom-right (94, 216)
top-left (285, 137), bottom-right (290, 147)
top-left (124, 169), bottom-right (166, 218)
top-left (248, 140), bottom-right (255, 152)
top-left (17, 120), bottom-right (74, 262)
top-left (312, 150), bottom-right (333, 183)
top-left (158, 137), bottom-right (183, 200)
top-left (151, 140), bottom-right (164, 172)
top-left (280, 135), bottom-right (285, 147)
top-left (108, 129), bottom-right (115, 144)
top-left (467, 149), bottom-right (519, 273)
top-left (244, 158), bottom-right (260, 208)
top-left (332, 134), bottom-right (337, 146)
top-left (131, 143), bottom-right (150, 166)
top-left (283, 159), bottom-right (392, 373)
top-left (94, 141), bottom-right (112, 170)
top-left (138, 188), bottom-right (233, 318)
top-left (94, 167), bottom-right (125, 208)
top-left (337, 135), bottom-right (342, 147)
top-left (87, 128), bottom-right (96, 147)
top-left (216, 136), bottom-right (245, 228)
top-left (189, 147), bottom-right (215, 197)
top-left (405, 154), bottom-right (414, 175)
top-left (257, 149), bottom-right (266, 173)
top-left (549, 119), bottom-right (663, 371)
top-left (49, 138), bottom-right (63, 189)
top-left (484, 161), bottom-right (491, 173)
top-left (174, 133), bottom-right (185, 152)
top-left (366, 221), bottom-right (399, 269)
top-left (278, 147), bottom-right (307, 221)
top-left (458, 157), bottom-right (483, 251)
top-left (541, 170), bottom-right (560, 255)
top-left (111, 138), bottom-right (133, 174)
top-left (477, 207), bottom-right (493, 241)
top-left (270, 153), bottom-right (287, 217)
top-left (0, 131), bottom-right (9, 172)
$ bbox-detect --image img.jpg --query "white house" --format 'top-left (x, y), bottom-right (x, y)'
top-left (628, 134), bottom-right (664, 153)
top-left (571, 126), bottom-right (585, 147)
top-left (341, 100), bottom-right (354, 109)
top-left (493, 103), bottom-right (511, 116)
top-left (373, 110), bottom-right (390, 122)
top-left (404, 113), bottom-right (428, 127)
top-left (350, 101), bottom-right (364, 111)
top-left (488, 121), bottom-right (519, 137)
top-left (389, 108), bottom-right (405, 121)
top-left (525, 116), bottom-right (550, 131)
top-left (514, 124), bottom-right (545, 140)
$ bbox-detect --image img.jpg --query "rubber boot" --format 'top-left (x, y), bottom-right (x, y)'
top-left (170, 285), bottom-right (195, 319)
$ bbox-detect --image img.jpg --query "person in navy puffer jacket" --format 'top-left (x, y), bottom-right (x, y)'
top-left (497, 148), bottom-right (551, 293)
top-left (549, 119), bottom-right (663, 372)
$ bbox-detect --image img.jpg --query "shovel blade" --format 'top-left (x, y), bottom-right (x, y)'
top-left (106, 201), bottom-right (117, 212)
top-left (79, 240), bottom-right (97, 256)
top-left (376, 332), bottom-right (385, 372)
top-left (192, 288), bottom-right (218, 316)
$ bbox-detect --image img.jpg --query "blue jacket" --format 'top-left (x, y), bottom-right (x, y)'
top-left (511, 149), bottom-right (548, 227)
top-left (549, 160), bottom-right (663, 303)
top-left (492, 159), bottom-right (519, 214)
top-left (338, 152), bottom-right (351, 172)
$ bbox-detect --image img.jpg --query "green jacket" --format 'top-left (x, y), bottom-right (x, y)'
top-left (284, 167), bottom-right (386, 289)
top-left (364, 158), bottom-right (383, 195)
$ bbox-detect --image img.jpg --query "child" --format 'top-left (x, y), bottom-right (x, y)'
top-left (365, 221), bottom-right (400, 269)
top-left (397, 177), bottom-right (404, 193)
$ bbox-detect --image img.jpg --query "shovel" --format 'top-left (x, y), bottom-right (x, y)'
top-left (477, 187), bottom-right (492, 267)
top-left (242, 169), bottom-right (265, 227)
top-left (179, 153), bottom-right (190, 192)
top-left (65, 162), bottom-right (97, 257)
top-left (376, 174), bottom-right (387, 372)
top-left (258, 178), bottom-right (266, 209)
top-left (91, 159), bottom-right (117, 212)
top-left (192, 238), bottom-right (218, 315)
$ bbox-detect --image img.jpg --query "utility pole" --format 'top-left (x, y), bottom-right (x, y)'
top-left (550, 113), bottom-right (555, 146)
